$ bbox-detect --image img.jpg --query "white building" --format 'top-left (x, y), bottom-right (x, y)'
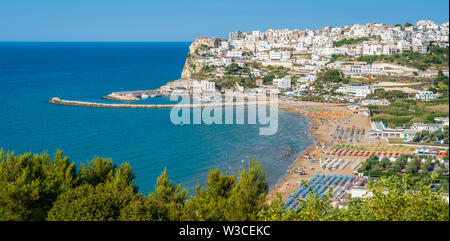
top-left (269, 50), bottom-right (292, 60)
top-left (382, 45), bottom-right (391, 55)
top-left (368, 121), bottom-right (419, 141)
top-left (360, 99), bottom-right (390, 106)
top-left (336, 85), bottom-right (374, 98)
top-left (295, 84), bottom-right (310, 92)
top-left (349, 187), bottom-right (373, 198)
top-left (226, 50), bottom-right (243, 58)
top-left (192, 80), bottom-right (216, 93)
top-left (269, 51), bottom-right (282, 60)
top-left (221, 41), bottom-right (229, 50)
top-left (397, 40), bottom-right (412, 52)
top-left (273, 76), bottom-right (291, 88)
top-left (415, 90), bottom-right (438, 101)
top-left (297, 72), bottom-right (317, 83)
top-left (411, 123), bottom-right (444, 132)
top-left (434, 117), bottom-right (449, 126)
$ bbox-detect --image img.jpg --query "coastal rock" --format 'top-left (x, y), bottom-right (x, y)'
top-left (160, 78), bottom-right (195, 90)
top-left (50, 97), bottom-right (61, 102)
top-left (104, 93), bottom-right (140, 102)
top-left (181, 36), bottom-right (225, 78)
top-left (181, 57), bottom-right (197, 78)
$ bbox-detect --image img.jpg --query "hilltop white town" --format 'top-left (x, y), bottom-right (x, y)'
top-left (182, 20), bottom-right (448, 79)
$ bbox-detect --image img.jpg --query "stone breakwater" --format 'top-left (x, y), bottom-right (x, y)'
top-left (49, 97), bottom-right (272, 109)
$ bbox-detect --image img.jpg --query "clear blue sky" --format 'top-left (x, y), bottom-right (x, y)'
top-left (1, 0), bottom-right (448, 41)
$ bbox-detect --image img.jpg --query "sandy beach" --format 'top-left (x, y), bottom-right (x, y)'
top-left (267, 100), bottom-right (378, 203)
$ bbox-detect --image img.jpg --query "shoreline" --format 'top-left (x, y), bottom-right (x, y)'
top-left (267, 105), bottom-right (320, 201)
top-left (49, 95), bottom-right (366, 204)
top-left (267, 102), bottom-right (374, 203)
top-left (269, 110), bottom-right (317, 195)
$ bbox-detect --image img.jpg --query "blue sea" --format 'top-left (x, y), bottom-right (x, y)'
top-left (0, 42), bottom-right (313, 194)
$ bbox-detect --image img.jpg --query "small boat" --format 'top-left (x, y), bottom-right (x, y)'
top-left (200, 96), bottom-right (211, 102)
top-left (141, 94), bottom-right (149, 99)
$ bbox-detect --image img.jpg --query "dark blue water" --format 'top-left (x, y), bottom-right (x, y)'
top-left (0, 42), bottom-right (313, 194)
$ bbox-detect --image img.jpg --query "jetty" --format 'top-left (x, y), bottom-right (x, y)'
top-left (49, 97), bottom-right (272, 109)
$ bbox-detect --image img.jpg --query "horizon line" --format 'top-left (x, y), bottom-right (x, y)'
top-left (0, 41), bottom-right (194, 43)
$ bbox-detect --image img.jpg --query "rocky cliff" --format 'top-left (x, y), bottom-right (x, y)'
top-left (180, 36), bottom-right (226, 78)
top-left (181, 54), bottom-right (197, 78)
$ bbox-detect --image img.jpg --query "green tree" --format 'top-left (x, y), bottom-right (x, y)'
top-left (182, 169), bottom-right (236, 221)
top-left (154, 168), bottom-right (188, 204)
top-left (332, 37), bottom-right (370, 47)
top-left (405, 162), bottom-right (418, 174)
top-left (358, 154), bottom-right (379, 172)
top-left (152, 168), bottom-right (188, 220)
top-left (387, 164), bottom-right (402, 173)
top-left (1, 149), bottom-right (449, 221)
top-left (46, 161), bottom-right (137, 221)
top-left (260, 177), bottom-right (449, 221)
top-left (380, 157), bottom-right (391, 169)
top-left (225, 159), bottom-right (268, 221)
top-left (119, 194), bottom-right (167, 221)
top-left (47, 181), bottom-right (135, 221)
top-left (317, 69), bottom-right (347, 83)
top-left (263, 75), bottom-right (275, 85)
top-left (0, 150), bottom-right (78, 221)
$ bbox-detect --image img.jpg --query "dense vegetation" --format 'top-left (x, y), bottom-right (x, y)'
top-left (366, 89), bottom-right (407, 100)
top-left (332, 37), bottom-right (370, 47)
top-left (192, 62), bottom-right (292, 90)
top-left (359, 154), bottom-right (448, 175)
top-left (368, 73), bottom-right (449, 127)
top-left (0, 149), bottom-right (448, 221)
top-left (357, 154), bottom-right (449, 192)
top-left (317, 69), bottom-right (348, 84)
top-left (327, 54), bottom-right (351, 64)
top-left (431, 70), bottom-right (450, 96)
top-left (413, 126), bottom-right (449, 144)
top-left (357, 45), bottom-right (449, 70)
top-left (369, 98), bottom-right (448, 127)
top-left (261, 176), bottom-right (448, 221)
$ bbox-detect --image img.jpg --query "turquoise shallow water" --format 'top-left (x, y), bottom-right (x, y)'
top-left (0, 42), bottom-right (313, 194)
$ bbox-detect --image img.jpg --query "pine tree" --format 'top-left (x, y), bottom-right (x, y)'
top-left (225, 159), bottom-right (268, 221)
top-left (182, 169), bottom-right (236, 221)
